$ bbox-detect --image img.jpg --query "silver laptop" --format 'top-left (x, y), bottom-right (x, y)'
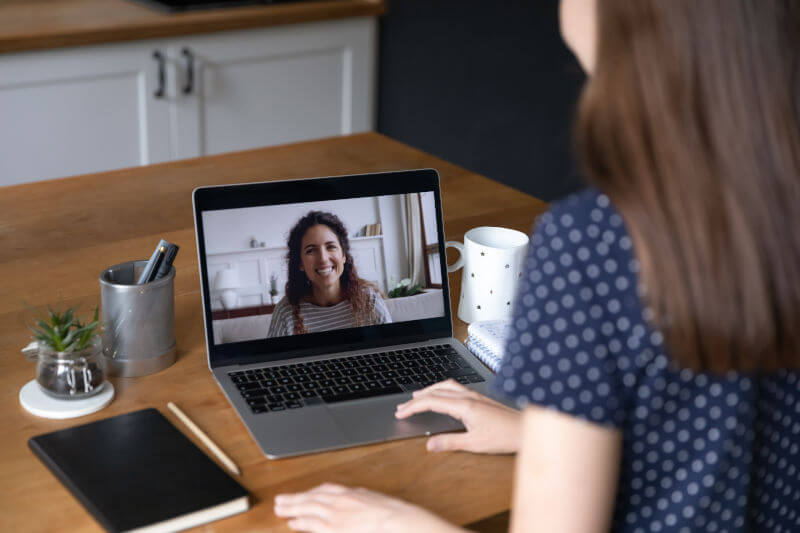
top-left (192, 169), bottom-right (494, 458)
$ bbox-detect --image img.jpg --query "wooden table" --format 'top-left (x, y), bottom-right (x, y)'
top-left (0, 132), bottom-right (547, 532)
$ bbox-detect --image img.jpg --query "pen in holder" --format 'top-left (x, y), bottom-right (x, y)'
top-left (100, 260), bottom-right (177, 377)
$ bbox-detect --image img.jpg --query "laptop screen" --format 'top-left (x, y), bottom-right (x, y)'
top-left (193, 170), bottom-right (454, 365)
top-left (202, 192), bottom-right (444, 344)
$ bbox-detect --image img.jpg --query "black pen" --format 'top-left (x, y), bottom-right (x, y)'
top-left (137, 240), bottom-right (168, 284)
top-left (154, 243), bottom-right (179, 280)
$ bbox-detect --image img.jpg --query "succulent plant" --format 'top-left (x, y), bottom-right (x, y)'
top-left (30, 307), bottom-right (100, 354)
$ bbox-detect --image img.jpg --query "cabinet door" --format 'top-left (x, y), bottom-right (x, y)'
top-left (172, 17), bottom-right (376, 159)
top-left (0, 41), bottom-right (173, 186)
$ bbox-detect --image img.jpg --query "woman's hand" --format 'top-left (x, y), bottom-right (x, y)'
top-left (395, 379), bottom-right (522, 454)
top-left (274, 483), bottom-right (464, 533)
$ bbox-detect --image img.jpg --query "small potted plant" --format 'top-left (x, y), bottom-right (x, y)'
top-left (27, 307), bottom-right (106, 399)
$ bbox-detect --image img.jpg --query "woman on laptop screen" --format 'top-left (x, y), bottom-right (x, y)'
top-left (267, 211), bottom-right (392, 337)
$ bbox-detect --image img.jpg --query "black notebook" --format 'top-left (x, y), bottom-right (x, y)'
top-left (29, 408), bottom-right (249, 533)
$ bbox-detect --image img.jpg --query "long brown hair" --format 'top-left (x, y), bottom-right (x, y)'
top-left (285, 211), bottom-right (379, 334)
top-left (578, 0), bottom-right (800, 372)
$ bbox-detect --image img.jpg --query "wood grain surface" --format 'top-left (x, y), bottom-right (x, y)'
top-left (0, 0), bottom-right (385, 53)
top-left (0, 132), bottom-right (548, 532)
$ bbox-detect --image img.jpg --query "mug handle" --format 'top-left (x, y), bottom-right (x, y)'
top-left (445, 241), bottom-right (465, 273)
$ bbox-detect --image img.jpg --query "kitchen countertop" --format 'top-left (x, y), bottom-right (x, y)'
top-left (0, 0), bottom-right (385, 54)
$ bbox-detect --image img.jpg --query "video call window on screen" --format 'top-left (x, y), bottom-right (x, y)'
top-left (203, 193), bottom-right (446, 344)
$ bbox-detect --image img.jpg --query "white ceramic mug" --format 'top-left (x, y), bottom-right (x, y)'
top-left (446, 226), bottom-right (529, 323)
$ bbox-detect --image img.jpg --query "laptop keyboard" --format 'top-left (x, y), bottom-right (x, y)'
top-left (228, 344), bottom-right (485, 414)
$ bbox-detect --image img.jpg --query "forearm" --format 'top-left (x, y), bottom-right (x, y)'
top-left (510, 406), bottom-right (621, 533)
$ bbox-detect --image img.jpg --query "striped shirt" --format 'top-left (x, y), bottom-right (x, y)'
top-left (266, 287), bottom-right (392, 337)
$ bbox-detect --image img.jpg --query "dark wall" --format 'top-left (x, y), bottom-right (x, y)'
top-left (377, 0), bottom-right (587, 202)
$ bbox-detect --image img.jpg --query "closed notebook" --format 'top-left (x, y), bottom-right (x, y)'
top-left (28, 408), bottom-right (249, 533)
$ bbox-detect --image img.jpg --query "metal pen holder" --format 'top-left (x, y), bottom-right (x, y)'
top-left (99, 260), bottom-right (177, 377)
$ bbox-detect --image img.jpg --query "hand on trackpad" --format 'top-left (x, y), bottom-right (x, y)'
top-left (394, 379), bottom-right (522, 454)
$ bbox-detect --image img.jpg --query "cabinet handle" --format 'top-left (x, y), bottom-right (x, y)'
top-left (153, 50), bottom-right (166, 99)
top-left (182, 48), bottom-right (194, 95)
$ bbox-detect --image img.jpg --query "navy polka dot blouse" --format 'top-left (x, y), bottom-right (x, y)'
top-left (495, 188), bottom-right (800, 532)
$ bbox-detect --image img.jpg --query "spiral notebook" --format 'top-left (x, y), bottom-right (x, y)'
top-left (466, 319), bottom-right (511, 373)
top-left (28, 408), bottom-right (249, 533)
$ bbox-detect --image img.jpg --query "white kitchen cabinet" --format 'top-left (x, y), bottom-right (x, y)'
top-left (0, 40), bottom-right (173, 185)
top-left (171, 17), bottom-right (375, 159)
top-left (0, 17), bottom-right (376, 187)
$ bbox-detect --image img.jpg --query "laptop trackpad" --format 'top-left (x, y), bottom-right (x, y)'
top-left (329, 397), bottom-right (464, 443)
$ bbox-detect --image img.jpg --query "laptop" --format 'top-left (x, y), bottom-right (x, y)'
top-left (192, 169), bottom-right (495, 458)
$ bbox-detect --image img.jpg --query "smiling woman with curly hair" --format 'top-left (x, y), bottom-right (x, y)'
top-left (267, 211), bottom-right (392, 337)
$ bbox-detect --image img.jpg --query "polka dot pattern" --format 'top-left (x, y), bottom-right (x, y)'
top-left (494, 189), bottom-right (800, 531)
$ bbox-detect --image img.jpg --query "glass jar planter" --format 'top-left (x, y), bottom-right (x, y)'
top-left (35, 340), bottom-right (106, 400)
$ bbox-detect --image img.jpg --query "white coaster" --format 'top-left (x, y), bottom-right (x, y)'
top-left (19, 380), bottom-right (115, 419)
